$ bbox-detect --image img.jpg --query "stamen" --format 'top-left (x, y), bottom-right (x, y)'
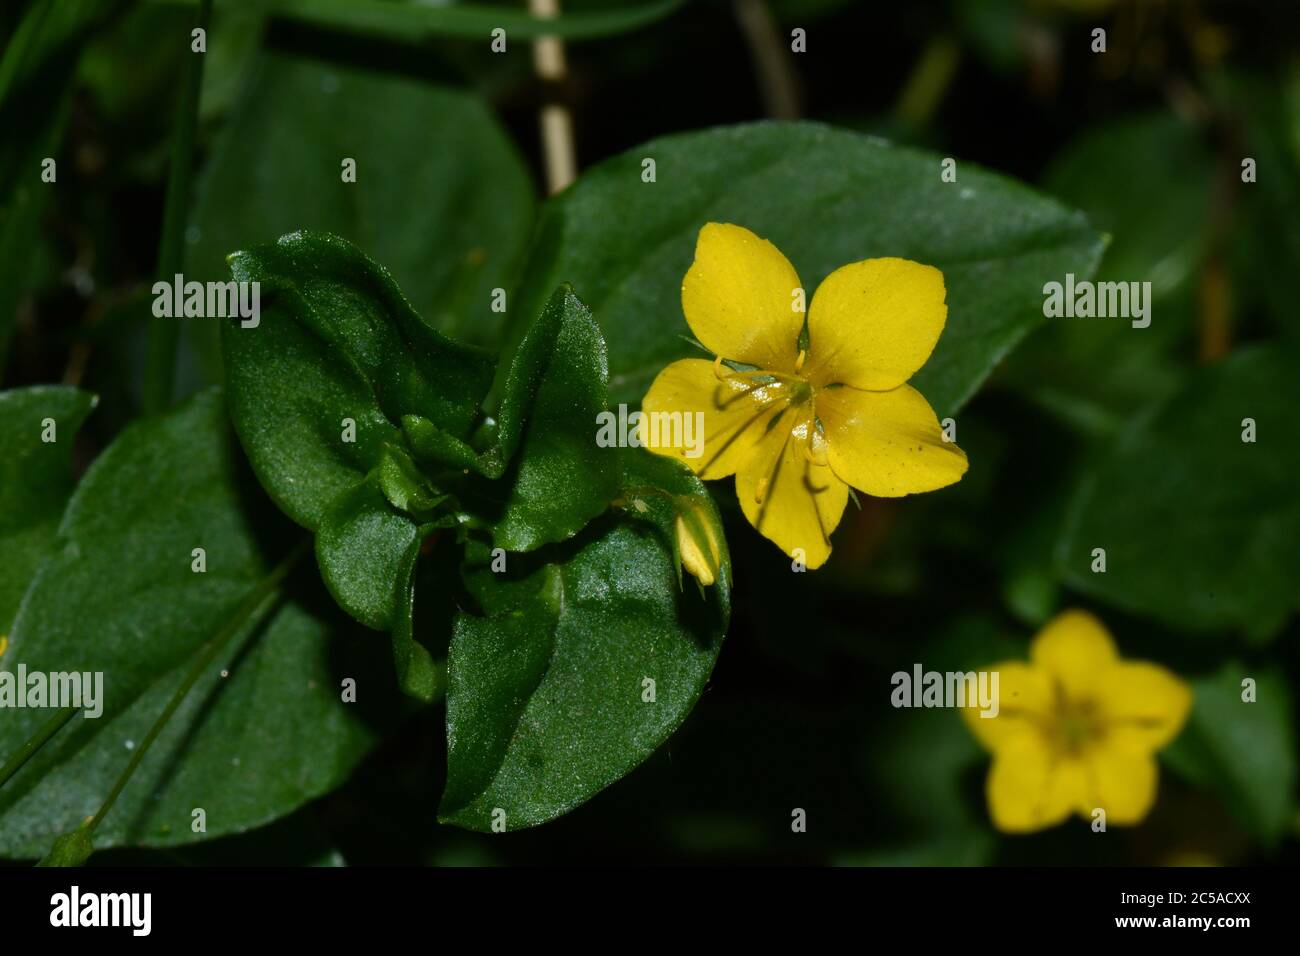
top-left (794, 349), bottom-right (807, 373)
top-left (712, 355), bottom-right (729, 381)
top-left (754, 476), bottom-right (769, 504)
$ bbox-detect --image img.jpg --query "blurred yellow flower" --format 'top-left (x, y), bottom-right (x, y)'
top-left (961, 609), bottom-right (1192, 833)
top-left (641, 223), bottom-right (966, 568)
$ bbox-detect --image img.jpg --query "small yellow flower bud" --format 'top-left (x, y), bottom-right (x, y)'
top-left (674, 500), bottom-right (723, 587)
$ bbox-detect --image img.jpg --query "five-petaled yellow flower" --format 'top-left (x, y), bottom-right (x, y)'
top-left (960, 609), bottom-right (1192, 833)
top-left (640, 223), bottom-right (967, 568)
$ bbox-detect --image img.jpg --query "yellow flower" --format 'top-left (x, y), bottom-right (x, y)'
top-left (640, 223), bottom-right (967, 567)
top-left (960, 609), bottom-right (1192, 833)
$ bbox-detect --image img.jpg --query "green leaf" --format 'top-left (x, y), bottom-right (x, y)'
top-left (221, 231), bottom-right (504, 700)
top-left (223, 230), bottom-right (493, 529)
top-left (440, 457), bottom-right (730, 831)
top-left (148, 0), bottom-right (685, 42)
top-left (1216, 69), bottom-right (1300, 340)
top-left (510, 121), bottom-right (1105, 415)
top-left (1058, 346), bottom-right (1300, 639)
top-left (1164, 662), bottom-right (1296, 845)
top-left (0, 389), bottom-right (401, 857)
top-left (952, 0), bottom-right (1025, 75)
top-left (187, 51), bottom-right (534, 361)
top-left (1000, 113), bottom-right (1213, 435)
top-left (404, 285), bottom-right (622, 552)
top-left (0, 386), bottom-right (97, 634)
top-left (390, 532), bottom-right (443, 705)
top-left (484, 286), bottom-right (620, 552)
top-left (77, 2), bottom-right (266, 128)
top-left (315, 475), bottom-right (419, 632)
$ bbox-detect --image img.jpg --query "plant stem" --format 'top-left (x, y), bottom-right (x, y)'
top-left (142, 0), bottom-right (213, 416)
top-left (894, 34), bottom-right (960, 131)
top-left (529, 0), bottom-right (576, 194)
top-left (0, 706), bottom-right (77, 791)
top-left (732, 0), bottom-right (800, 119)
top-left (85, 538), bottom-right (309, 837)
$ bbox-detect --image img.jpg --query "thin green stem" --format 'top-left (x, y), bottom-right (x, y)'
top-left (85, 538), bottom-right (309, 837)
top-left (142, 0), bottom-right (213, 416)
top-left (0, 705), bottom-right (77, 791)
top-left (893, 34), bottom-right (960, 131)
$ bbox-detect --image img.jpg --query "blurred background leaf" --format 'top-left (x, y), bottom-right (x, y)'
top-left (1057, 346), bottom-right (1300, 641)
top-left (1164, 662), bottom-right (1297, 846)
top-left (182, 49), bottom-right (536, 391)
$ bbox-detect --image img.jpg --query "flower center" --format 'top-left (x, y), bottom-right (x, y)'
top-left (1052, 697), bottom-right (1102, 756)
top-left (787, 377), bottom-right (813, 405)
top-left (709, 354), bottom-right (826, 493)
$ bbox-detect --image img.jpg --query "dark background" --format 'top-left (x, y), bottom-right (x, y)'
top-left (3, 0), bottom-right (1298, 865)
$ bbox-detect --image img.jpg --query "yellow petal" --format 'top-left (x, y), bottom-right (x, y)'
top-left (681, 223), bottom-right (804, 373)
top-left (640, 358), bottom-right (792, 479)
top-left (803, 257), bottom-right (947, 391)
top-left (816, 384), bottom-right (967, 497)
top-left (1029, 609), bottom-right (1119, 701)
top-left (735, 405), bottom-right (847, 568)
top-left (1098, 662), bottom-right (1193, 752)
top-left (985, 736), bottom-right (1076, 833)
top-left (960, 661), bottom-right (1053, 752)
top-left (1081, 746), bottom-right (1159, 825)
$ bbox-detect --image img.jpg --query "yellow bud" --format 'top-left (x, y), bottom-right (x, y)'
top-left (674, 500), bottom-right (723, 587)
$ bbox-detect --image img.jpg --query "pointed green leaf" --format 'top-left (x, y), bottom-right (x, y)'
top-left (488, 286), bottom-right (620, 552)
top-left (0, 389), bottom-right (402, 857)
top-left (440, 453), bottom-right (730, 831)
top-left (222, 230), bottom-right (494, 529)
top-left (407, 285), bottom-right (622, 551)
